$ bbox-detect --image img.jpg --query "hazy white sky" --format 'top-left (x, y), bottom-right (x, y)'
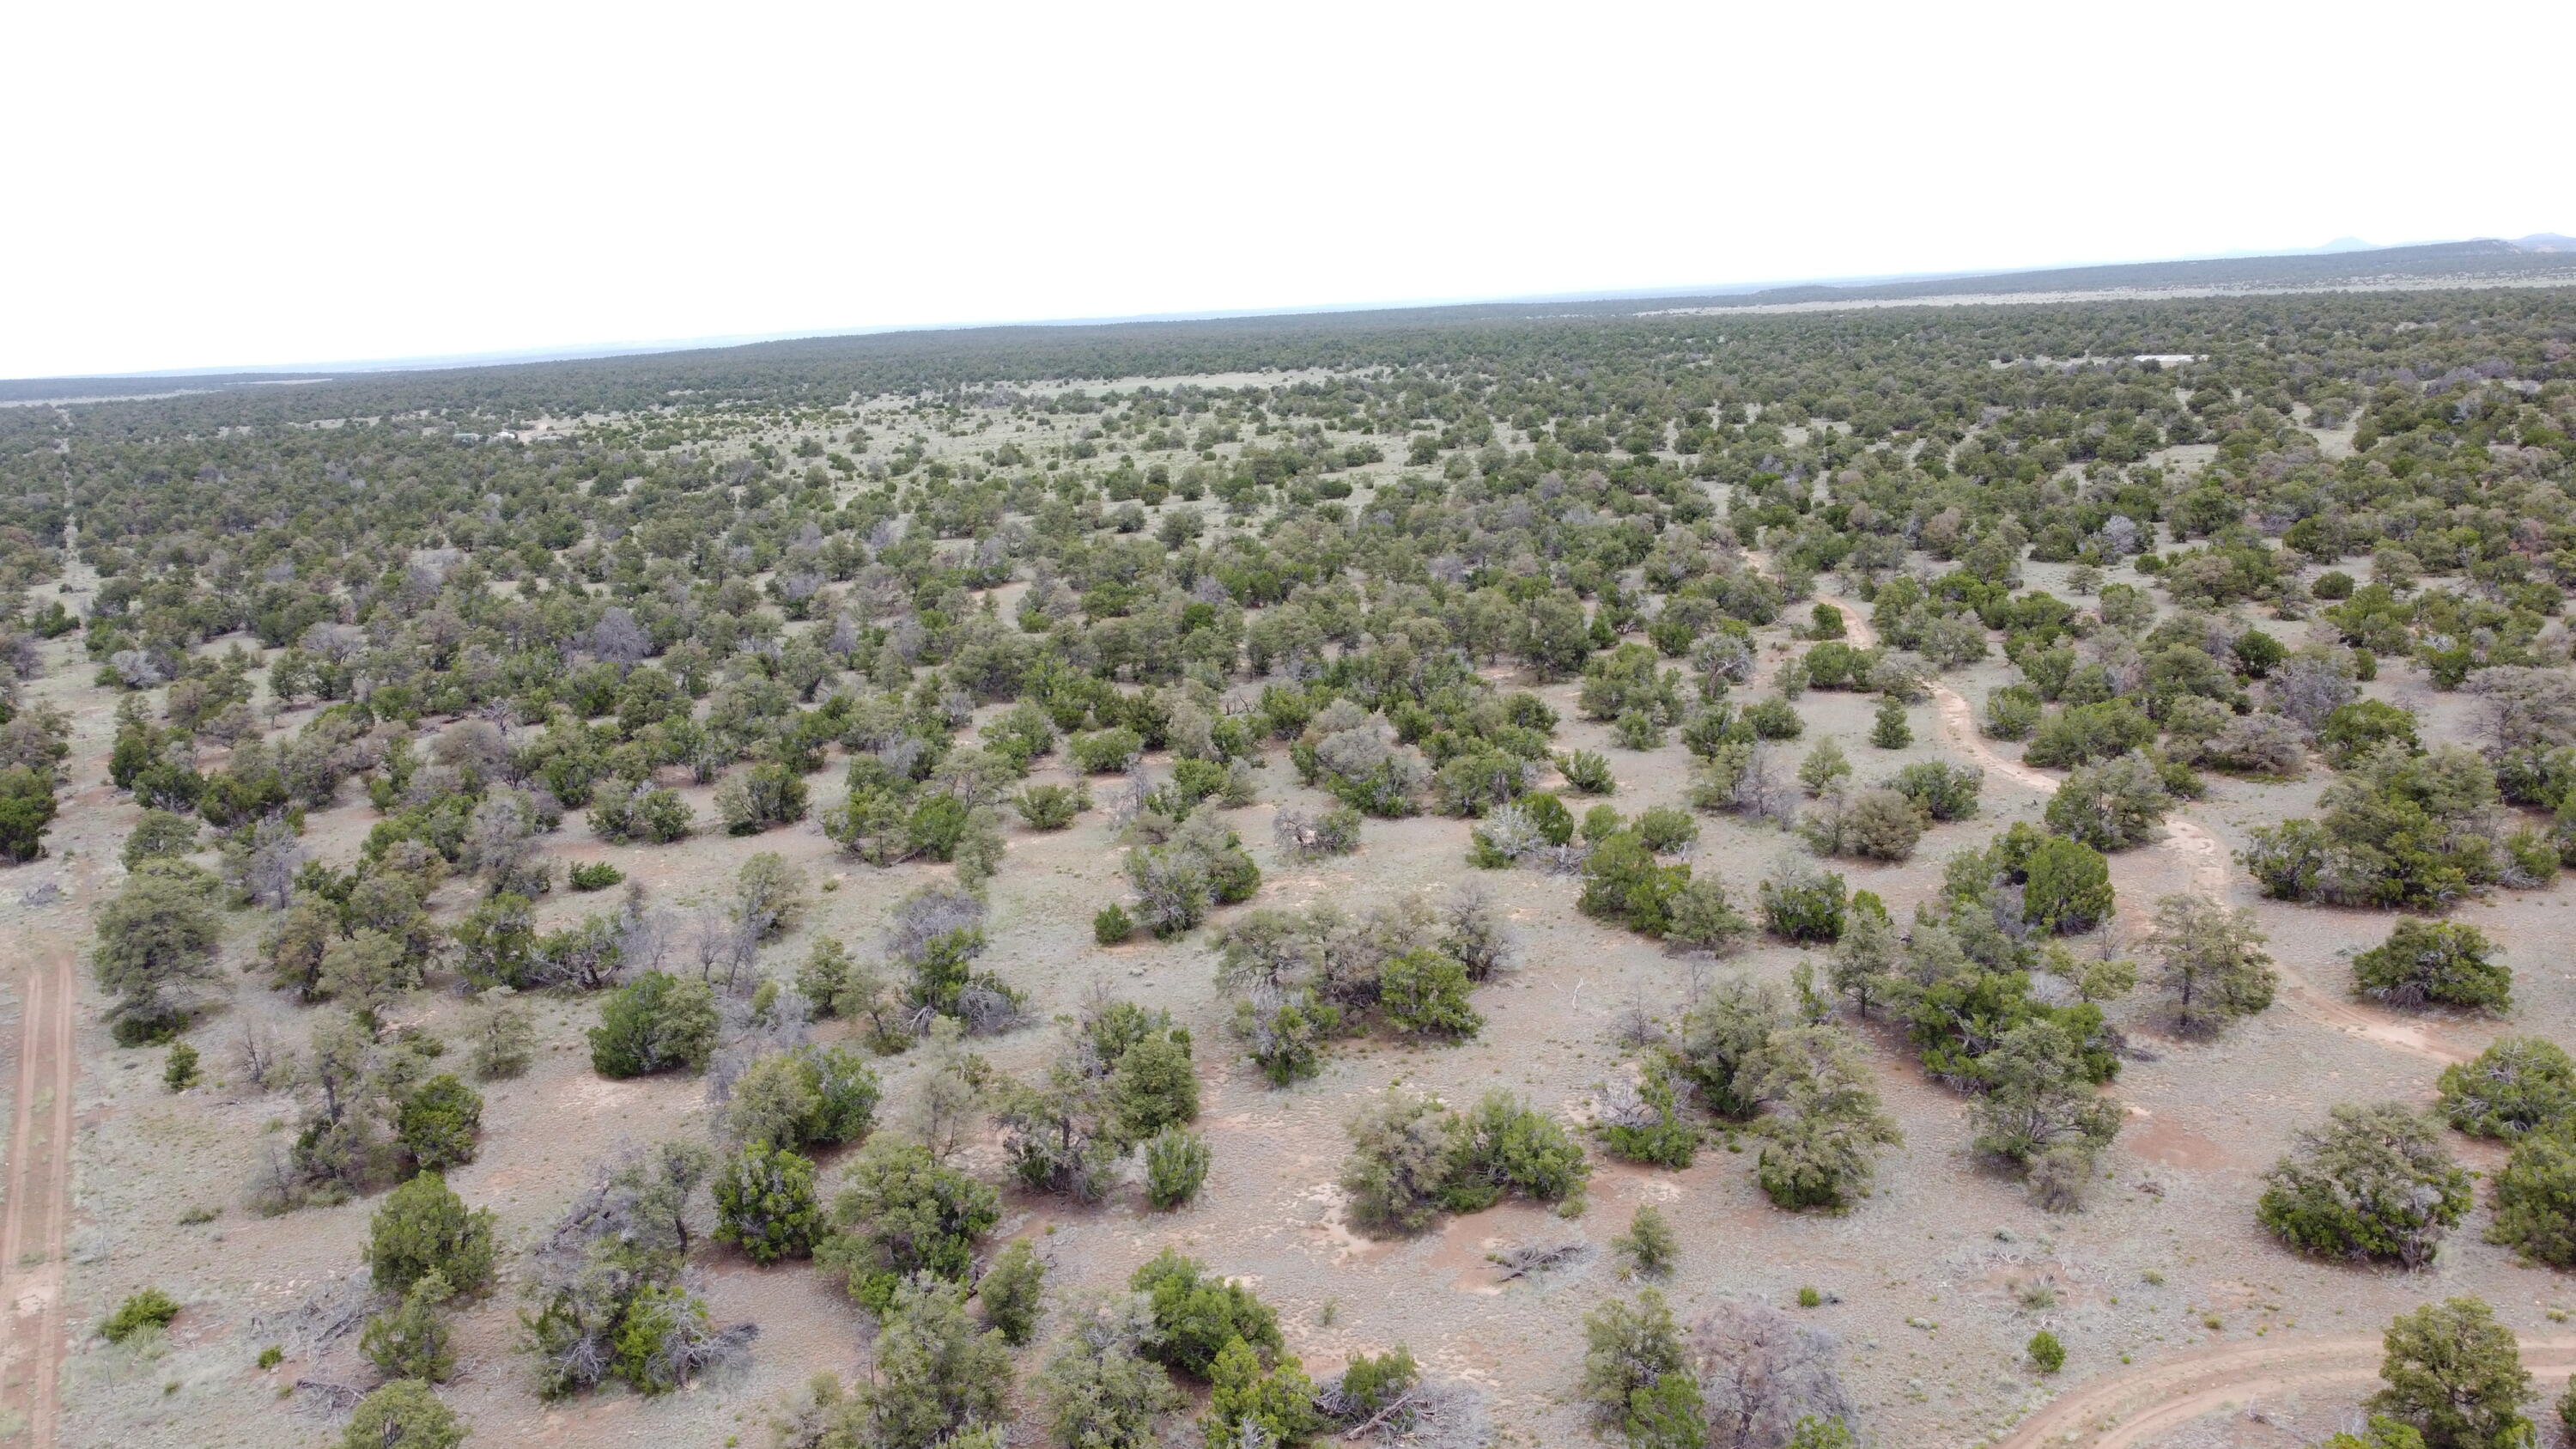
top-left (7, 0), bottom-right (2569, 379)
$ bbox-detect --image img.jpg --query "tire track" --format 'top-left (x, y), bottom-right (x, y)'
top-left (1991, 1333), bottom-right (2576, 1449)
top-left (2, 526), bottom-right (102, 1449)
top-left (0, 930), bottom-right (78, 1449)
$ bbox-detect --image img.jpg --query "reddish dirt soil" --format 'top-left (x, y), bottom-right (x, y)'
top-left (1996, 1334), bottom-right (2576, 1449)
top-left (0, 931), bottom-right (77, 1449)
top-left (1812, 587), bottom-right (2467, 1072)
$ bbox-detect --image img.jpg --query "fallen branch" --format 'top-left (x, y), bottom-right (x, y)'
top-left (1341, 1386), bottom-right (1423, 1440)
top-left (1485, 1240), bottom-right (1589, 1281)
top-left (293, 1379), bottom-right (363, 1416)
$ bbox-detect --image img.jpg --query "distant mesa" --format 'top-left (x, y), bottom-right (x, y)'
top-left (1697, 237), bottom-right (2576, 310)
top-left (6, 233), bottom-right (2573, 396)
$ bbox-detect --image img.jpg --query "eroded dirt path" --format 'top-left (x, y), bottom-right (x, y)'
top-left (2150, 787), bottom-right (2460, 1064)
top-left (1992, 1333), bottom-right (2576, 1449)
top-left (1782, 580), bottom-right (2484, 1446)
top-left (2, 525), bottom-right (106, 1449)
top-left (1806, 587), bottom-right (2056, 791)
top-left (0, 932), bottom-right (78, 1449)
top-left (2263, 933), bottom-right (2465, 1065)
top-left (1801, 588), bottom-right (2462, 1067)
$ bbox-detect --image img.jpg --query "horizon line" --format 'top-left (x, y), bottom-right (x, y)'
top-left (16, 231), bottom-right (2568, 387)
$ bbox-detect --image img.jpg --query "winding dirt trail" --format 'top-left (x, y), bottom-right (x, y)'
top-left (1, 524), bottom-right (104, 1449)
top-left (1777, 579), bottom-right (2482, 1445)
top-left (2264, 934), bottom-right (2464, 1064)
top-left (1801, 588), bottom-right (2461, 1066)
top-left (1992, 1334), bottom-right (2576, 1449)
top-left (1803, 585), bottom-right (2057, 793)
top-left (0, 931), bottom-right (79, 1449)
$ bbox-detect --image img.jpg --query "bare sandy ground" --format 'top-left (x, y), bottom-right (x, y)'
top-left (1996, 1334), bottom-right (2576, 1449)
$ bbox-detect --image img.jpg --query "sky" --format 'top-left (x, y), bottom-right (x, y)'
top-left (7, 0), bottom-right (2571, 380)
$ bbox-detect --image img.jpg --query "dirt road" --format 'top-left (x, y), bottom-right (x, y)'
top-left (1784, 581), bottom-right (2488, 1446)
top-left (2, 529), bottom-right (106, 1449)
top-left (1991, 1333), bottom-right (2576, 1449)
top-left (1803, 588), bottom-right (2062, 794)
top-left (0, 931), bottom-right (78, 1449)
top-left (1801, 589), bottom-right (2462, 1067)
